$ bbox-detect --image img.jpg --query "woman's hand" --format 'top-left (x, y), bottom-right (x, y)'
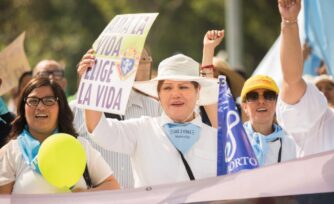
top-left (202, 29), bottom-right (224, 65)
top-left (71, 175), bottom-right (120, 192)
top-left (201, 29), bottom-right (224, 75)
top-left (203, 30), bottom-right (225, 50)
top-left (0, 182), bottom-right (14, 194)
top-left (278, 0), bottom-right (301, 22)
top-left (77, 49), bottom-right (96, 81)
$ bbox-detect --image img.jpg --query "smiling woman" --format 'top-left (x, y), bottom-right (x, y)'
top-left (80, 53), bottom-right (219, 187)
top-left (240, 75), bottom-right (297, 166)
top-left (0, 77), bottom-right (120, 194)
top-left (157, 80), bottom-right (199, 123)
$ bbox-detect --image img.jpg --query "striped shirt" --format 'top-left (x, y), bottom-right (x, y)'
top-left (70, 89), bottom-right (162, 189)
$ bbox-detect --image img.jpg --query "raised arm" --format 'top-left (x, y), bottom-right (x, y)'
top-left (201, 30), bottom-right (224, 128)
top-left (77, 49), bottom-right (102, 133)
top-left (279, 0), bottom-right (306, 104)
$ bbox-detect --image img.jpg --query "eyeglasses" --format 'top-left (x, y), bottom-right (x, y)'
top-left (25, 96), bottom-right (59, 107)
top-left (36, 70), bottom-right (65, 80)
top-left (245, 91), bottom-right (277, 102)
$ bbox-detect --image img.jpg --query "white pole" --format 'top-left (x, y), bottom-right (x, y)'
top-left (226, 0), bottom-right (243, 70)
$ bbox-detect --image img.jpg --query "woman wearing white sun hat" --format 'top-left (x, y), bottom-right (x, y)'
top-left (80, 53), bottom-right (219, 187)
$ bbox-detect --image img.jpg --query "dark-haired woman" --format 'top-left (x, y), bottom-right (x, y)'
top-left (0, 78), bottom-right (120, 194)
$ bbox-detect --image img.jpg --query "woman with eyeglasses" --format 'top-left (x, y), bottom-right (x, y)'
top-left (240, 75), bottom-right (297, 166)
top-left (0, 77), bottom-right (120, 194)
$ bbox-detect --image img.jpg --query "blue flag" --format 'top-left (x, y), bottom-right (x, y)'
top-left (304, 0), bottom-right (334, 76)
top-left (217, 76), bottom-right (258, 176)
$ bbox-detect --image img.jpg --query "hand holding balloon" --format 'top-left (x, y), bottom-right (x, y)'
top-left (38, 133), bottom-right (86, 190)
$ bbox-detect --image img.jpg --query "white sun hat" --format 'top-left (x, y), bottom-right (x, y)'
top-left (313, 74), bottom-right (334, 85)
top-left (133, 54), bottom-right (219, 105)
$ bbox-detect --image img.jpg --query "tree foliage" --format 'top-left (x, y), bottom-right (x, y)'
top-left (0, 0), bottom-right (280, 95)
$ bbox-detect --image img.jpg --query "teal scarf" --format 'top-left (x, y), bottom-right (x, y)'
top-left (244, 122), bottom-right (283, 166)
top-left (0, 97), bottom-right (9, 123)
top-left (18, 127), bottom-right (58, 174)
top-left (163, 123), bottom-right (201, 155)
top-left (0, 97), bottom-right (9, 115)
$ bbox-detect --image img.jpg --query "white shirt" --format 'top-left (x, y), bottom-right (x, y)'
top-left (92, 112), bottom-right (217, 187)
top-left (263, 134), bottom-right (297, 166)
top-left (244, 123), bottom-right (297, 166)
top-left (0, 137), bottom-right (112, 194)
top-left (70, 90), bottom-right (162, 188)
top-left (276, 83), bottom-right (334, 157)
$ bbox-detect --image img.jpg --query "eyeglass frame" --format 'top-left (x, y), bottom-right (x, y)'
top-left (245, 90), bottom-right (278, 103)
top-left (24, 96), bottom-right (59, 107)
top-left (36, 70), bottom-right (65, 80)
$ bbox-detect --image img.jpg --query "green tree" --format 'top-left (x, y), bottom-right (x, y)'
top-left (0, 0), bottom-right (281, 95)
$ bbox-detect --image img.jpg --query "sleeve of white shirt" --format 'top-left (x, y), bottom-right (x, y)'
top-left (79, 137), bottom-right (113, 186)
top-left (0, 141), bottom-right (17, 185)
top-left (276, 83), bottom-right (327, 133)
top-left (70, 101), bottom-right (89, 138)
top-left (90, 114), bottom-right (146, 155)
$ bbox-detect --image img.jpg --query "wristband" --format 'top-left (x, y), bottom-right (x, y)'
top-left (282, 18), bottom-right (298, 26)
top-left (201, 64), bottom-right (215, 70)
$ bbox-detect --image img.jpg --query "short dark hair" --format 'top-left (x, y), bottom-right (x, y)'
top-left (9, 77), bottom-right (78, 140)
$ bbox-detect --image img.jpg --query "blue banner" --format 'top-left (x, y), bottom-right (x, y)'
top-left (217, 76), bottom-right (258, 175)
top-left (304, 0), bottom-right (334, 76)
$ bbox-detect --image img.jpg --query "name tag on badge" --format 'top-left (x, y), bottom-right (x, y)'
top-left (163, 123), bottom-right (200, 154)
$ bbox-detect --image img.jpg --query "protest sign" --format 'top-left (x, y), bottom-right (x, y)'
top-left (0, 32), bottom-right (31, 95)
top-left (76, 13), bottom-right (158, 114)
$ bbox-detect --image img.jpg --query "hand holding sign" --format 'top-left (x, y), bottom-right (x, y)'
top-left (77, 49), bottom-right (95, 80)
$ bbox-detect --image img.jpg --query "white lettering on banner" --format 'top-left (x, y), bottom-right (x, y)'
top-left (227, 157), bottom-right (258, 172)
top-left (225, 110), bottom-right (239, 162)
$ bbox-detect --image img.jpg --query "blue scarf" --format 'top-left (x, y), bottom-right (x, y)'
top-left (0, 97), bottom-right (10, 124)
top-left (163, 123), bottom-right (201, 155)
top-left (243, 122), bottom-right (283, 166)
top-left (18, 127), bottom-right (58, 174)
top-left (0, 97), bottom-right (9, 115)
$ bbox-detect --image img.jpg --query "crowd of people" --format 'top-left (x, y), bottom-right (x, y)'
top-left (1, 0), bottom-right (333, 195)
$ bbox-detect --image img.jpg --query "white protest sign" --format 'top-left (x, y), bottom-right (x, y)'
top-left (0, 32), bottom-right (31, 95)
top-left (76, 13), bottom-right (158, 115)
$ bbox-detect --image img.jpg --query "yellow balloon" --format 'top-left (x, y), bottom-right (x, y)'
top-left (38, 133), bottom-right (86, 189)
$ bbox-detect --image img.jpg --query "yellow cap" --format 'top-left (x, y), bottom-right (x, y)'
top-left (240, 75), bottom-right (279, 102)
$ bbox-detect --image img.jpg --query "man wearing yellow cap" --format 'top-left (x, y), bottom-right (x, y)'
top-left (277, 0), bottom-right (334, 157)
top-left (240, 75), bottom-right (297, 166)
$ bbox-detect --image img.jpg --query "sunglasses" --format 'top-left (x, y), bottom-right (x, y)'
top-left (25, 96), bottom-right (59, 107)
top-left (245, 91), bottom-right (277, 102)
top-left (37, 70), bottom-right (65, 80)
